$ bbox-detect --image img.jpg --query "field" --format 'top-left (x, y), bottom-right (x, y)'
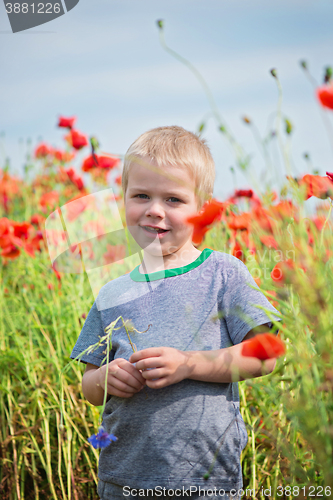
top-left (1, 62), bottom-right (333, 500)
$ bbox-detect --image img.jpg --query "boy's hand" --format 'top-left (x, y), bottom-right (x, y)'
top-left (98, 358), bottom-right (146, 398)
top-left (129, 347), bottom-right (190, 389)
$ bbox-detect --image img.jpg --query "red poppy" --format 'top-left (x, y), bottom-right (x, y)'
top-left (186, 199), bottom-right (226, 245)
top-left (103, 244), bottom-right (126, 266)
top-left (269, 200), bottom-right (295, 220)
top-left (0, 217), bottom-right (12, 238)
top-left (35, 143), bottom-right (53, 158)
top-left (30, 232), bottom-right (44, 252)
top-left (312, 215), bottom-right (327, 231)
top-left (115, 174), bottom-right (122, 186)
top-left (23, 242), bottom-right (36, 258)
top-left (1, 245), bottom-right (20, 259)
top-left (58, 116), bottom-right (76, 129)
top-left (31, 213), bottom-right (45, 227)
top-left (271, 259), bottom-right (295, 284)
top-left (62, 193), bottom-right (90, 222)
top-left (82, 154), bottom-right (120, 172)
top-left (326, 171), bottom-right (333, 183)
top-left (260, 235), bottom-right (278, 250)
top-left (241, 333), bottom-right (285, 360)
top-left (66, 129), bottom-right (88, 150)
top-left (253, 276), bottom-right (261, 287)
top-left (299, 174), bottom-right (333, 200)
top-left (52, 263), bottom-right (62, 282)
top-left (232, 240), bottom-right (245, 262)
top-left (235, 189), bottom-right (253, 198)
top-left (39, 191), bottom-right (60, 210)
top-left (316, 85), bottom-right (333, 110)
top-left (65, 168), bottom-right (85, 191)
top-left (12, 221), bottom-right (33, 240)
top-left (53, 149), bottom-right (75, 163)
top-left (228, 212), bottom-right (251, 231)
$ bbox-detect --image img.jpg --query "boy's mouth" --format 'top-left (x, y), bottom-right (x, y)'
top-left (141, 226), bottom-right (170, 234)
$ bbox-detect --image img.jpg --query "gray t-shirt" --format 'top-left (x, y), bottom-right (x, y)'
top-left (70, 248), bottom-right (281, 491)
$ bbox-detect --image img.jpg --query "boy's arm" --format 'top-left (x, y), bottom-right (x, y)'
top-left (82, 363), bottom-right (107, 406)
top-left (129, 323), bottom-right (279, 389)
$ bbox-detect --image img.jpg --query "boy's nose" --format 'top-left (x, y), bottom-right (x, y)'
top-left (144, 200), bottom-right (165, 217)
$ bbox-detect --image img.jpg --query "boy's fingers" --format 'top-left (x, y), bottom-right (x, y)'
top-left (107, 387), bottom-right (135, 398)
top-left (141, 368), bottom-right (164, 380)
top-left (121, 363), bottom-right (146, 384)
top-left (109, 375), bottom-right (143, 393)
top-left (134, 358), bottom-right (164, 371)
top-left (129, 348), bottom-right (163, 363)
top-left (113, 365), bottom-right (145, 389)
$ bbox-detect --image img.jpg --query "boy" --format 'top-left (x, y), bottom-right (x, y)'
top-left (70, 126), bottom-right (281, 500)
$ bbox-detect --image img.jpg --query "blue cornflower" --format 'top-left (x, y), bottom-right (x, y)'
top-left (88, 426), bottom-right (117, 449)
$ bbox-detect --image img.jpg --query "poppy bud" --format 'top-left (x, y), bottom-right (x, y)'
top-left (300, 60), bottom-right (307, 70)
top-left (156, 19), bottom-right (164, 29)
top-left (198, 122), bottom-right (205, 133)
top-left (324, 66), bottom-right (333, 84)
top-left (219, 125), bottom-right (226, 133)
top-left (285, 119), bottom-right (293, 135)
top-left (242, 116), bottom-right (251, 125)
top-left (270, 68), bottom-right (277, 78)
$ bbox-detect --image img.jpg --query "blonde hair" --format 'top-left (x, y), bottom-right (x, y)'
top-left (121, 126), bottom-right (215, 211)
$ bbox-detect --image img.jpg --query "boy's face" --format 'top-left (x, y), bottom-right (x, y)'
top-left (124, 157), bottom-right (200, 257)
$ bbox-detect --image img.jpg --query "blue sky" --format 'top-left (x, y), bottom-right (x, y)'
top-left (1, 0), bottom-right (333, 201)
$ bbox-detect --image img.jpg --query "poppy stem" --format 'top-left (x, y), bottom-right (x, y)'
top-left (157, 22), bottom-right (249, 172)
top-left (320, 199), bottom-right (333, 248)
top-left (301, 64), bottom-right (333, 156)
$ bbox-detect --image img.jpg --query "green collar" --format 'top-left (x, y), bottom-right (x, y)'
top-left (130, 248), bottom-right (214, 282)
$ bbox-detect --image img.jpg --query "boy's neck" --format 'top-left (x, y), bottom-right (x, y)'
top-left (138, 247), bottom-right (202, 274)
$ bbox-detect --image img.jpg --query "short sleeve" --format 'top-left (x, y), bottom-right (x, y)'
top-left (221, 256), bottom-right (281, 345)
top-left (70, 301), bottom-right (115, 367)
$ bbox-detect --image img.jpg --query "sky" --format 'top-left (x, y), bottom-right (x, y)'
top-left (1, 0), bottom-right (333, 202)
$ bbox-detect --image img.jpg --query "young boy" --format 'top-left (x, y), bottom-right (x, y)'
top-left (70, 126), bottom-right (281, 500)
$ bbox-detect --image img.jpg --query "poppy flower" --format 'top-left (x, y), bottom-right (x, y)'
top-left (326, 171), bottom-right (333, 183)
top-left (65, 168), bottom-right (85, 191)
top-left (103, 244), bottom-right (126, 266)
top-left (23, 242), bottom-right (36, 258)
top-left (260, 235), bottom-right (278, 250)
top-left (35, 143), bottom-right (53, 159)
top-left (82, 154), bottom-right (120, 172)
top-left (311, 215), bottom-right (327, 231)
top-left (1, 245), bottom-right (20, 259)
top-left (271, 259), bottom-right (295, 284)
top-left (88, 427), bottom-right (117, 449)
top-left (0, 217), bottom-right (12, 238)
top-left (115, 174), bottom-right (122, 186)
top-left (31, 214), bottom-right (45, 227)
top-left (58, 116), bottom-right (76, 129)
top-left (66, 129), bottom-right (88, 150)
top-left (232, 240), bottom-right (245, 262)
top-left (61, 193), bottom-right (92, 222)
top-left (12, 221), bottom-right (33, 240)
top-left (241, 333), bottom-right (285, 360)
top-left (52, 263), bottom-right (62, 282)
top-left (299, 174), bottom-right (333, 200)
top-left (53, 149), bottom-right (75, 163)
top-left (39, 191), bottom-right (60, 210)
top-left (228, 212), bottom-right (251, 231)
top-left (269, 200), bottom-right (295, 220)
top-left (316, 85), bottom-right (333, 110)
top-left (186, 199), bottom-right (226, 245)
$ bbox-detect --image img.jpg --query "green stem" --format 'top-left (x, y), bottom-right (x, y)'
top-left (157, 24), bottom-right (247, 169)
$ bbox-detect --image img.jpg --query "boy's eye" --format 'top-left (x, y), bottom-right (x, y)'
top-left (135, 194), bottom-right (181, 202)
